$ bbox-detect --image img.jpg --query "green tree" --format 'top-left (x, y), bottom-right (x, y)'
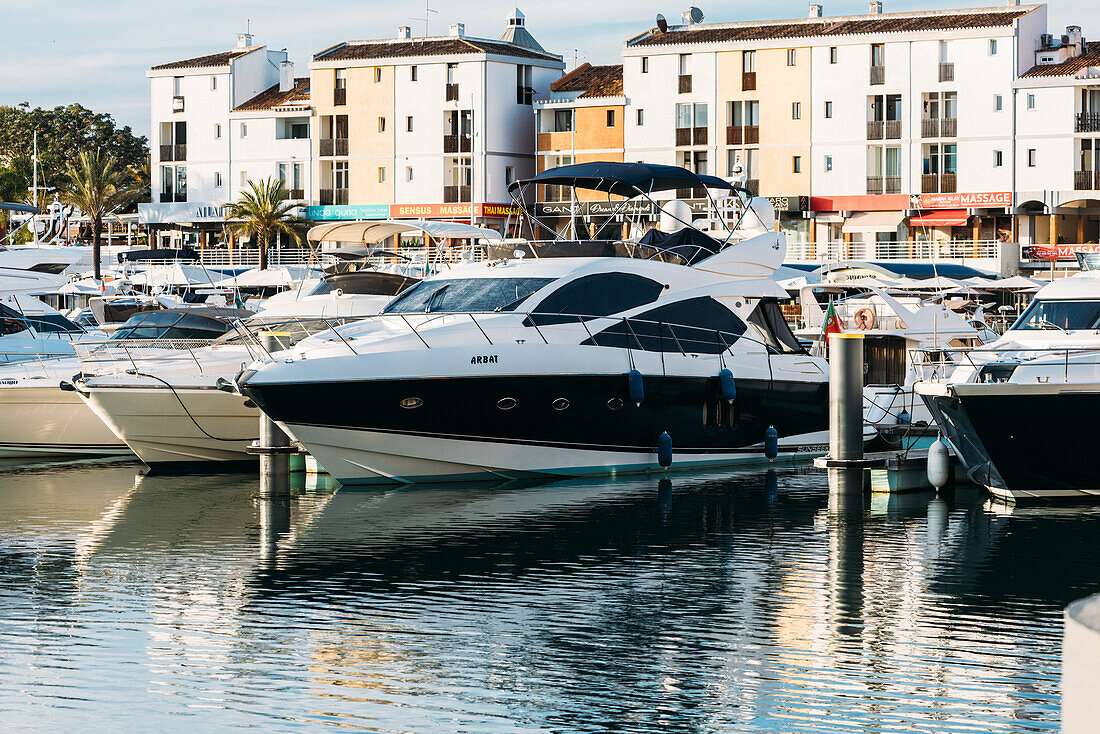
top-left (0, 166), bottom-right (29, 242)
top-left (59, 150), bottom-right (141, 280)
top-left (223, 178), bottom-right (305, 270)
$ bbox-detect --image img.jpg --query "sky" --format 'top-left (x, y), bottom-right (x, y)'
top-left (2, 0), bottom-right (1096, 138)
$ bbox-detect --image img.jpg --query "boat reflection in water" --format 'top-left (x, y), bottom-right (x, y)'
top-left (0, 462), bottom-right (1095, 732)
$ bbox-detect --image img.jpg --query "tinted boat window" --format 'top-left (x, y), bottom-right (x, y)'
top-left (747, 298), bottom-right (804, 353)
top-left (583, 296), bottom-right (747, 354)
top-left (382, 277), bottom-right (556, 314)
top-left (1011, 299), bottom-right (1100, 331)
top-left (527, 273), bottom-right (664, 325)
top-left (311, 273), bottom-right (418, 297)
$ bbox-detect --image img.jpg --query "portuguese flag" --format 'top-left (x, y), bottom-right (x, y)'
top-left (823, 300), bottom-right (845, 337)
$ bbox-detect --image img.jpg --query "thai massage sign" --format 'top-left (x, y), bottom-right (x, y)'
top-left (909, 192), bottom-right (1012, 209)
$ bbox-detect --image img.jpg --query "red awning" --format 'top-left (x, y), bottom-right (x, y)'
top-left (909, 209), bottom-right (969, 227)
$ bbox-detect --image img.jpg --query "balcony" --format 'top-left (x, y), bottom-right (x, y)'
top-left (443, 134), bottom-right (472, 153)
top-left (446, 83), bottom-right (460, 101)
top-left (334, 88), bottom-right (346, 106)
top-left (867, 176), bottom-right (884, 195)
top-left (938, 62), bottom-right (954, 82)
top-left (160, 192), bottom-right (186, 203)
top-left (675, 187), bottom-right (707, 199)
top-left (870, 65), bottom-right (885, 85)
top-left (172, 96), bottom-right (185, 113)
top-left (159, 144), bottom-right (186, 162)
top-left (922, 118), bottom-right (939, 138)
top-left (675, 127), bottom-right (692, 146)
top-left (726, 125), bottom-right (758, 144)
top-left (742, 71), bottom-right (756, 92)
top-left (743, 125), bottom-right (759, 144)
top-left (885, 120), bottom-right (902, 139)
top-left (320, 138), bottom-right (348, 157)
top-left (1076, 113), bottom-right (1100, 132)
top-left (867, 120), bottom-right (884, 140)
top-left (726, 126), bottom-right (741, 145)
top-left (443, 185), bottom-right (471, 203)
top-left (693, 126), bottom-right (707, 145)
top-left (884, 175), bottom-right (901, 194)
top-left (1075, 170), bottom-right (1098, 190)
top-left (743, 179), bottom-right (759, 196)
top-left (941, 118), bottom-right (957, 137)
top-left (289, 188), bottom-right (305, 200)
top-left (318, 188), bottom-right (348, 206)
top-left (922, 173), bottom-right (957, 194)
top-left (678, 75), bottom-right (692, 93)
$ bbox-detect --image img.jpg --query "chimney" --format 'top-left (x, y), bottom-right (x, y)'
top-left (809, 4), bottom-right (823, 18)
top-left (397, 25), bottom-right (411, 39)
top-left (236, 32), bottom-right (253, 49)
top-left (279, 60), bottom-right (294, 92)
top-left (1067, 25), bottom-right (1083, 54)
top-left (868, 1), bottom-right (882, 14)
top-left (449, 22), bottom-right (465, 38)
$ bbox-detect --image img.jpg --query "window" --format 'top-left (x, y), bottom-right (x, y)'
top-left (829, 46), bottom-right (838, 64)
top-left (727, 148), bottom-right (759, 178)
top-left (527, 273), bottom-right (664, 325)
top-left (679, 53), bottom-right (690, 75)
top-left (792, 102), bottom-right (801, 120)
top-left (214, 123), bottom-right (222, 139)
top-left (871, 43), bottom-right (885, 66)
top-left (173, 76), bottom-right (182, 96)
top-left (636, 108), bottom-right (645, 125)
top-left (240, 123), bottom-right (247, 138)
top-left (374, 67), bottom-right (382, 83)
top-left (994, 94), bottom-right (1003, 112)
top-left (676, 102), bottom-right (707, 128)
top-left (747, 299), bottom-right (804, 354)
top-left (728, 100), bottom-right (760, 127)
top-left (989, 39), bottom-right (998, 55)
top-left (680, 150), bottom-right (708, 176)
top-left (378, 117), bottom-right (386, 133)
top-left (239, 170), bottom-right (247, 187)
top-left (211, 75), bottom-right (218, 91)
top-left (293, 163), bottom-right (303, 190)
top-left (825, 155), bottom-right (833, 172)
top-left (1027, 94), bottom-right (1036, 110)
top-left (553, 109), bottom-right (574, 132)
top-left (410, 65), bottom-right (418, 81)
top-left (939, 40), bottom-right (949, 63)
top-left (378, 166), bottom-right (387, 183)
top-left (606, 109), bottom-right (615, 127)
top-left (583, 297), bottom-right (748, 354)
top-left (825, 101), bottom-right (833, 118)
top-left (787, 48), bottom-right (797, 66)
top-left (505, 166), bottom-right (515, 185)
top-left (1028, 148), bottom-right (1037, 167)
top-left (447, 62), bottom-right (457, 83)
top-left (994, 150), bottom-right (1003, 167)
top-left (214, 171), bottom-right (223, 187)
top-left (406, 166), bottom-right (414, 182)
top-left (383, 277), bottom-right (557, 314)
top-left (333, 161), bottom-right (348, 189)
top-left (277, 162), bottom-right (288, 185)
top-left (406, 116), bottom-right (414, 132)
top-left (792, 156), bottom-right (802, 173)
top-left (742, 50), bottom-right (756, 73)
top-left (641, 56), bottom-right (649, 73)
top-left (1012, 299), bottom-right (1100, 331)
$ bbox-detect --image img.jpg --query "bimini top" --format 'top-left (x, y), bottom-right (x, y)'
top-left (508, 161), bottom-right (741, 199)
top-left (308, 219), bottom-right (503, 245)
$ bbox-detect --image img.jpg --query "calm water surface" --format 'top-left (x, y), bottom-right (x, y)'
top-left (0, 460), bottom-right (1096, 732)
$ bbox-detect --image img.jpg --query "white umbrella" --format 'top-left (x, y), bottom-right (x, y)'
top-left (130, 263), bottom-right (217, 288)
top-left (894, 276), bottom-right (966, 290)
top-left (214, 266), bottom-right (320, 289)
top-left (987, 274), bottom-right (1045, 290)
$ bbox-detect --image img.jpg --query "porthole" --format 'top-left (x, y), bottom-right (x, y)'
top-left (607, 397), bottom-right (624, 410)
top-left (497, 396), bottom-right (518, 410)
top-left (399, 397), bottom-right (423, 409)
top-left (552, 397), bottom-right (570, 411)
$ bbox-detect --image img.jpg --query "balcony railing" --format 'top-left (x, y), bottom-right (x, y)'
top-left (885, 120), bottom-right (902, 139)
top-left (870, 65), bottom-right (885, 85)
top-left (675, 187), bottom-right (707, 200)
top-left (320, 138), bottom-right (348, 157)
top-left (742, 71), bottom-right (756, 91)
top-left (727, 124), bottom-right (760, 145)
top-left (1076, 112), bottom-right (1100, 132)
top-left (743, 125), bottom-right (759, 144)
top-left (289, 188), bottom-right (305, 200)
top-left (172, 96), bottom-right (185, 113)
top-left (159, 192), bottom-right (186, 203)
top-left (693, 126), bottom-right (707, 145)
top-left (443, 134), bottom-right (472, 153)
top-left (443, 185), bottom-right (472, 203)
top-left (318, 188), bottom-right (348, 205)
top-left (334, 87), bottom-right (346, 106)
top-left (922, 118), bottom-right (939, 138)
top-left (867, 176), bottom-right (884, 195)
top-left (941, 117), bottom-right (957, 137)
top-left (884, 175), bottom-right (901, 194)
top-left (726, 125), bottom-right (741, 145)
top-left (446, 83), bottom-right (460, 101)
top-left (159, 144), bottom-right (186, 162)
top-left (922, 173), bottom-right (957, 194)
top-left (743, 179), bottom-right (759, 196)
top-left (1075, 170), bottom-right (1098, 190)
top-left (678, 75), bottom-right (692, 93)
top-left (787, 239), bottom-right (1000, 263)
top-left (938, 62), bottom-right (955, 82)
top-left (675, 127), bottom-right (692, 146)
top-left (867, 120), bottom-right (884, 140)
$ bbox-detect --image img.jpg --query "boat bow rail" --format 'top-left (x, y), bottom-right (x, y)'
top-left (912, 345), bottom-right (1100, 385)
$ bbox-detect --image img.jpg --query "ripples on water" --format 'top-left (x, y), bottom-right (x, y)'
top-left (0, 459), bottom-right (1095, 732)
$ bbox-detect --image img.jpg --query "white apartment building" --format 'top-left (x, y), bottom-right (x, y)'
top-left (141, 34), bottom-right (289, 246)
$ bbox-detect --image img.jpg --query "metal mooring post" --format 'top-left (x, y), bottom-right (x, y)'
top-left (248, 331), bottom-right (295, 491)
top-left (829, 332), bottom-right (865, 463)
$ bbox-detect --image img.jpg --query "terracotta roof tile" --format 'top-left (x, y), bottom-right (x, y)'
top-left (1020, 41), bottom-right (1100, 78)
top-left (315, 37), bottom-right (560, 63)
top-left (151, 48), bottom-right (254, 71)
top-left (631, 8), bottom-right (1031, 47)
top-left (233, 78), bottom-right (311, 111)
top-left (550, 63), bottom-right (624, 98)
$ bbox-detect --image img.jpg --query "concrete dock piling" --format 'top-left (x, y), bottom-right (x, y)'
top-left (829, 333), bottom-right (864, 463)
top-left (247, 331), bottom-right (296, 491)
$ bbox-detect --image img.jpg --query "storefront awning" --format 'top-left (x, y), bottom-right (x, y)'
top-left (841, 210), bottom-right (905, 233)
top-left (909, 209), bottom-right (969, 227)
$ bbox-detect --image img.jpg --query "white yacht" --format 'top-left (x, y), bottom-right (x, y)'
top-left (916, 271), bottom-right (1100, 501)
top-left (235, 163), bottom-right (831, 485)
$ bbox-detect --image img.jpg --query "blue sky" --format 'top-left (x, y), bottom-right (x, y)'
top-left (1, 1), bottom-right (1094, 138)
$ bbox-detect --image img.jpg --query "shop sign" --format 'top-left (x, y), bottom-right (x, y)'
top-left (138, 201), bottom-right (228, 224)
top-left (764, 195), bottom-right (808, 213)
top-left (305, 204), bottom-right (389, 221)
top-left (910, 191), bottom-right (1012, 209)
top-left (1029, 243), bottom-right (1100, 260)
top-left (534, 200), bottom-right (656, 218)
top-left (475, 203), bottom-right (522, 218)
top-left (387, 202), bottom-right (520, 219)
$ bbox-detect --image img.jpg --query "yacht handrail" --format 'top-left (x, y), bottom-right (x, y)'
top-left (911, 345), bottom-right (1100, 384)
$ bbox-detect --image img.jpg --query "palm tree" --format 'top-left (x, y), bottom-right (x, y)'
top-left (223, 178), bottom-right (305, 269)
top-left (0, 166), bottom-right (29, 243)
top-left (59, 150), bottom-right (140, 280)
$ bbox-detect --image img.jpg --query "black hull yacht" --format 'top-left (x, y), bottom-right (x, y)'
top-left (238, 163), bottom-right (830, 484)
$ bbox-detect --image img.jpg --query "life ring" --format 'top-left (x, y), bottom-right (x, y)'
top-left (853, 307), bottom-right (876, 330)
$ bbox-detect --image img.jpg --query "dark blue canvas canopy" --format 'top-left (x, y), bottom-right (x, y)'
top-left (508, 162), bottom-right (740, 199)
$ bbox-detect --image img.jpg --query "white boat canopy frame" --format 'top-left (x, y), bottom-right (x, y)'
top-left (307, 219), bottom-right (503, 246)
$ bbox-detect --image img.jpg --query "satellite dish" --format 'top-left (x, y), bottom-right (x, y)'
top-left (689, 6), bottom-right (704, 23)
top-left (656, 14), bottom-right (668, 33)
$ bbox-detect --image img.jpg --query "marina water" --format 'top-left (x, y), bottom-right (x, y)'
top-left (1, 460), bottom-right (1094, 732)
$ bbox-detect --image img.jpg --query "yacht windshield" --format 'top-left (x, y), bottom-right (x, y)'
top-left (382, 277), bottom-right (557, 314)
top-left (1011, 299), bottom-right (1100, 331)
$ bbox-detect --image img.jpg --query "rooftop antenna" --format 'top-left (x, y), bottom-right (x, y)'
top-left (568, 48), bottom-right (586, 69)
top-left (656, 13), bottom-right (669, 32)
top-left (411, 1), bottom-right (438, 36)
